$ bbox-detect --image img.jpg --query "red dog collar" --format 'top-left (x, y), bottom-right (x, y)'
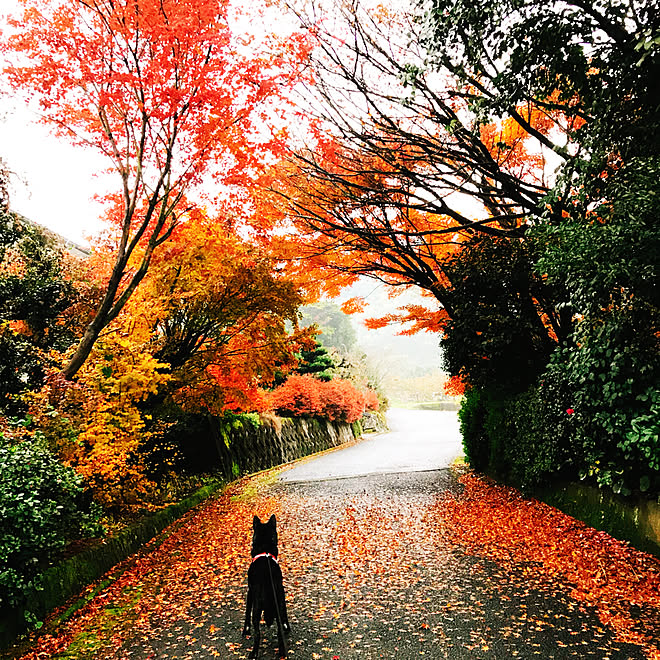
top-left (252, 552), bottom-right (278, 564)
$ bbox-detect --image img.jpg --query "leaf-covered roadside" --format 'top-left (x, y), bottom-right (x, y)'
top-left (6, 466), bottom-right (660, 659)
top-left (432, 471), bottom-right (660, 658)
top-left (4, 471), bottom-right (281, 660)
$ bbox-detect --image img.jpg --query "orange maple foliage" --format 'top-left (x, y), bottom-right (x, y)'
top-left (442, 374), bottom-right (465, 397)
top-left (364, 304), bottom-right (450, 336)
top-left (257, 77), bottom-right (580, 338)
top-left (2, 0), bottom-right (312, 378)
top-left (121, 213), bottom-right (311, 414)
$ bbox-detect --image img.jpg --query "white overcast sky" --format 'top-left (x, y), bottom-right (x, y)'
top-left (0, 1), bottom-right (124, 245)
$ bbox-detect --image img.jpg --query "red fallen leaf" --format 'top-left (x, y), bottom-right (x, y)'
top-left (433, 470), bottom-right (660, 658)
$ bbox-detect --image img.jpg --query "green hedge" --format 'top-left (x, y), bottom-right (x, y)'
top-left (0, 437), bottom-right (103, 623)
top-left (459, 386), bottom-right (660, 557)
top-left (0, 480), bottom-right (223, 648)
top-left (458, 378), bottom-right (579, 491)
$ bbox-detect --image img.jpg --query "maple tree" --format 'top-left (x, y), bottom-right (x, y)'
top-left (267, 0), bottom-right (656, 335)
top-left (263, 0), bottom-right (660, 496)
top-left (126, 213), bottom-right (312, 414)
top-left (265, 0), bottom-right (569, 314)
top-left (24, 210), bottom-right (317, 507)
top-left (2, 0), bottom-right (310, 379)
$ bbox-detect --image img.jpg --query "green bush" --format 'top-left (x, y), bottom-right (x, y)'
top-left (459, 374), bottom-right (576, 490)
top-left (504, 375), bottom-right (575, 489)
top-left (458, 387), bottom-right (490, 472)
top-left (532, 157), bottom-right (660, 497)
top-left (0, 435), bottom-right (103, 619)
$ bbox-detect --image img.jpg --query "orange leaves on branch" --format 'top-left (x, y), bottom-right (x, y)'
top-left (442, 375), bottom-right (465, 397)
top-left (3, 0), bottom-right (313, 379)
top-left (4, 0), bottom-right (307, 182)
top-left (364, 305), bottom-right (449, 336)
top-left (28, 338), bottom-right (170, 508)
top-left (118, 211), bottom-right (309, 414)
top-left (340, 297), bottom-right (367, 315)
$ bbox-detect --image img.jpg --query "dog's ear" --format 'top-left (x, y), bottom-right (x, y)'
top-left (253, 515), bottom-right (261, 529)
top-left (268, 514), bottom-right (276, 527)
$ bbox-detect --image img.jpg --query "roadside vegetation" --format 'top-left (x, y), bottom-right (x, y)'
top-left (0, 0), bottom-right (657, 640)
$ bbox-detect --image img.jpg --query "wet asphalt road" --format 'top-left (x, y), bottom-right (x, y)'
top-left (13, 409), bottom-right (652, 659)
top-left (280, 409), bottom-right (463, 483)
top-left (263, 409), bottom-right (649, 659)
top-left (267, 469), bottom-right (649, 660)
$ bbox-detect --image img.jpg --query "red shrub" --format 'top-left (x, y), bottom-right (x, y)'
top-left (270, 375), bottom-right (378, 423)
top-left (270, 375), bottom-right (322, 418)
top-left (319, 378), bottom-right (365, 423)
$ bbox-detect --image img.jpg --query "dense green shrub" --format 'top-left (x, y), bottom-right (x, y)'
top-left (543, 312), bottom-right (660, 496)
top-left (459, 388), bottom-right (513, 480)
top-left (0, 211), bottom-right (78, 415)
top-left (0, 436), bottom-right (103, 618)
top-left (458, 387), bottom-right (489, 472)
top-left (441, 236), bottom-right (566, 396)
top-left (460, 374), bottom-right (577, 490)
top-left (533, 158), bottom-right (660, 497)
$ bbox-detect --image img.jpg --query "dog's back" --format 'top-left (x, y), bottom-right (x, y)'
top-left (247, 557), bottom-right (282, 626)
top-left (243, 515), bottom-right (290, 658)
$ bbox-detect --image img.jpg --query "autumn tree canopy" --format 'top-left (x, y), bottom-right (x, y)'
top-left (268, 0), bottom-right (656, 330)
top-left (125, 213), bottom-right (313, 413)
top-left (266, 0), bottom-right (659, 494)
top-left (2, 0), bottom-right (309, 379)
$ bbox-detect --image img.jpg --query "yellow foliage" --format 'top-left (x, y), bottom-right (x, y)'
top-left (26, 333), bottom-right (171, 509)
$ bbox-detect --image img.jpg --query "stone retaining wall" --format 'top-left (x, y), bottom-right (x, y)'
top-left (360, 411), bottom-right (389, 434)
top-left (538, 482), bottom-right (660, 558)
top-left (1, 416), bottom-right (358, 649)
top-left (211, 415), bottom-right (356, 479)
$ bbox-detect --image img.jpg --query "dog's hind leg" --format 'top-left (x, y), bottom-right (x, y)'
top-left (277, 623), bottom-right (286, 658)
top-left (242, 587), bottom-right (253, 637)
top-left (275, 616), bottom-right (287, 659)
top-left (249, 605), bottom-right (261, 659)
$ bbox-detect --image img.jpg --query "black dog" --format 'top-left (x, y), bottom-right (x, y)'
top-left (243, 514), bottom-right (290, 659)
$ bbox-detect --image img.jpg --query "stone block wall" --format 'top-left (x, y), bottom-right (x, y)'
top-left (211, 416), bottom-right (356, 479)
top-left (1, 417), bottom-right (358, 649)
top-left (538, 482), bottom-right (660, 558)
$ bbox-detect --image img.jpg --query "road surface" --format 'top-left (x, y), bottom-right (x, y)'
top-left (10, 408), bottom-right (655, 659)
top-left (281, 408), bottom-right (463, 482)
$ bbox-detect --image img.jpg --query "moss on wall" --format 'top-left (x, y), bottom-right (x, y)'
top-left (537, 482), bottom-right (660, 558)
